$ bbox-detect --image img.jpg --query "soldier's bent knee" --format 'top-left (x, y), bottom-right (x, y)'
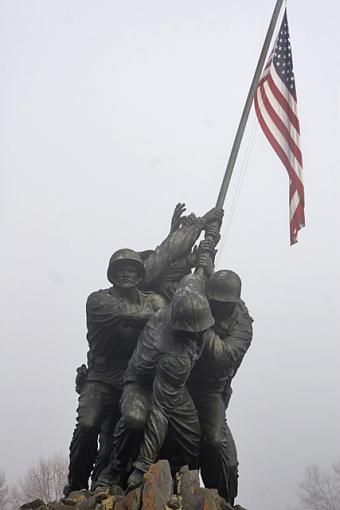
top-left (77, 413), bottom-right (102, 431)
top-left (204, 432), bottom-right (225, 451)
top-left (124, 410), bottom-right (147, 432)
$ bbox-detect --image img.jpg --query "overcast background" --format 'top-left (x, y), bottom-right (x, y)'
top-left (0, 1), bottom-right (339, 509)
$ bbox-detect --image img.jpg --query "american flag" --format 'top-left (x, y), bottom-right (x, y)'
top-left (254, 9), bottom-right (305, 245)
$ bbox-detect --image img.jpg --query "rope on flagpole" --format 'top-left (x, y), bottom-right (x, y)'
top-left (196, 0), bottom-right (284, 275)
top-left (216, 115), bottom-right (258, 265)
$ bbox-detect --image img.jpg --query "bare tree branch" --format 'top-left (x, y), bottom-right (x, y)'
top-left (296, 462), bottom-right (340, 510)
top-left (10, 452), bottom-right (68, 506)
top-left (0, 470), bottom-right (10, 509)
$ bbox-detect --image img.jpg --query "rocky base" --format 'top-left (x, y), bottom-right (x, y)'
top-left (19, 461), bottom-right (246, 510)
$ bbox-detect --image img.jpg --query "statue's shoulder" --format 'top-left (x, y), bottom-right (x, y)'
top-left (86, 287), bottom-right (117, 308)
top-left (235, 301), bottom-right (254, 324)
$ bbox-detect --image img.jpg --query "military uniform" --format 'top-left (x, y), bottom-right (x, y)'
top-left (65, 253), bottom-right (166, 494)
top-left (92, 216), bottom-right (214, 482)
top-left (97, 274), bottom-right (214, 486)
top-left (187, 271), bottom-right (253, 506)
top-left (141, 217), bottom-right (208, 302)
top-left (67, 208), bottom-right (223, 492)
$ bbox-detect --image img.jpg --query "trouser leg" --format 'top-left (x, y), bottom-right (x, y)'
top-left (163, 388), bottom-right (201, 472)
top-left (112, 383), bottom-right (151, 472)
top-left (97, 383), bottom-right (151, 485)
top-left (224, 423), bottom-right (238, 505)
top-left (91, 407), bottom-right (120, 483)
top-left (67, 382), bottom-right (120, 491)
top-left (193, 392), bottom-right (238, 505)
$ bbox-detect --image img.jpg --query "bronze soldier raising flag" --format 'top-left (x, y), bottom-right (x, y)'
top-left (95, 266), bottom-right (215, 490)
top-left (64, 205), bottom-right (224, 495)
top-left (188, 270), bottom-right (253, 506)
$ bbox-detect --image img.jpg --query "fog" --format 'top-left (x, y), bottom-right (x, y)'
top-left (0, 1), bottom-right (339, 509)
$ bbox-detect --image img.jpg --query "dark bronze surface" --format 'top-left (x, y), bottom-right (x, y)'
top-left (64, 204), bottom-right (253, 507)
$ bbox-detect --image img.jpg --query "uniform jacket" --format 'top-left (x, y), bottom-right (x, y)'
top-left (86, 287), bottom-right (165, 389)
top-left (188, 301), bottom-right (253, 395)
top-left (124, 274), bottom-right (206, 469)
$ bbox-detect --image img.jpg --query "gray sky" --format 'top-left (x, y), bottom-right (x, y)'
top-left (0, 1), bottom-right (339, 509)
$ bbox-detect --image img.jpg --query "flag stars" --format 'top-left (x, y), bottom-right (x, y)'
top-left (271, 12), bottom-right (297, 95)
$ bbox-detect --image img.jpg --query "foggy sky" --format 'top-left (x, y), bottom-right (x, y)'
top-left (0, 1), bottom-right (339, 509)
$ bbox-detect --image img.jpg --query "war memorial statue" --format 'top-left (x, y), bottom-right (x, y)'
top-left (17, 3), bottom-right (308, 508)
top-left (62, 203), bottom-right (253, 510)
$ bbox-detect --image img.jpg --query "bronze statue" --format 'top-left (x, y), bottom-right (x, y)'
top-left (63, 198), bottom-right (255, 510)
top-left (96, 270), bottom-right (215, 491)
top-left (187, 270), bottom-right (253, 506)
top-left (63, 249), bottom-right (166, 496)
top-left (98, 265), bottom-right (253, 503)
top-left (90, 205), bottom-right (223, 485)
top-left (64, 205), bottom-right (224, 495)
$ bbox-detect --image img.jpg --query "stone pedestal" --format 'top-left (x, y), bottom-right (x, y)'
top-left (19, 461), bottom-right (246, 510)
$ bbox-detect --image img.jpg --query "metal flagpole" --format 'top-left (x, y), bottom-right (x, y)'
top-left (215, 0), bottom-right (284, 209)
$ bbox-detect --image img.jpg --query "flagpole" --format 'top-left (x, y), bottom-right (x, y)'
top-left (215, 0), bottom-right (284, 209)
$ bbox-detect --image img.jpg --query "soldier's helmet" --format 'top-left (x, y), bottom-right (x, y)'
top-left (171, 291), bottom-right (215, 332)
top-left (107, 248), bottom-right (145, 286)
top-left (205, 270), bottom-right (242, 303)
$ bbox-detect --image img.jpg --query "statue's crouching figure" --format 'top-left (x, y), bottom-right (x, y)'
top-left (97, 273), bottom-right (214, 490)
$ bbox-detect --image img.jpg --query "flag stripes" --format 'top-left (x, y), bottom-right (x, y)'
top-left (254, 9), bottom-right (305, 244)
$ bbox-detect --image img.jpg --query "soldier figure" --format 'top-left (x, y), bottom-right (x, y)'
top-left (97, 272), bottom-right (215, 490)
top-left (188, 269), bottom-right (253, 506)
top-left (64, 249), bottom-right (166, 496)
